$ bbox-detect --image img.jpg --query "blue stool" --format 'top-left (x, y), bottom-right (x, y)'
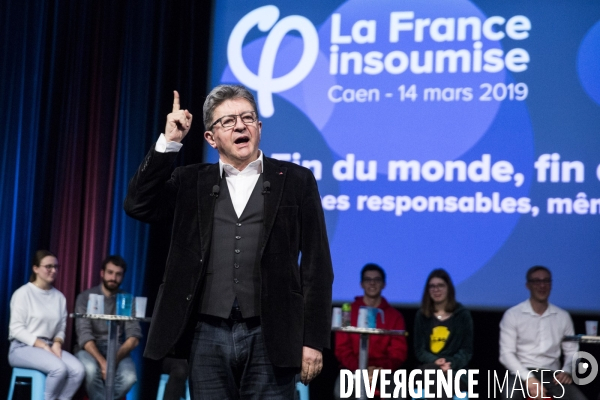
top-left (7, 368), bottom-right (46, 400)
top-left (296, 382), bottom-right (309, 400)
top-left (156, 374), bottom-right (191, 400)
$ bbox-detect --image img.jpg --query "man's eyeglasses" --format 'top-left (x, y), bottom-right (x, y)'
top-left (528, 278), bottom-right (552, 286)
top-left (362, 277), bottom-right (383, 284)
top-left (40, 264), bottom-right (59, 271)
top-left (428, 283), bottom-right (447, 290)
top-left (210, 111), bottom-right (257, 129)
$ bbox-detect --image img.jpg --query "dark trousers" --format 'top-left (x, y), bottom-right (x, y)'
top-left (189, 314), bottom-right (297, 400)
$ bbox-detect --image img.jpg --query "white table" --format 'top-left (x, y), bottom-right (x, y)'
top-left (70, 313), bottom-right (151, 400)
top-left (563, 335), bottom-right (600, 344)
top-left (333, 326), bottom-right (407, 400)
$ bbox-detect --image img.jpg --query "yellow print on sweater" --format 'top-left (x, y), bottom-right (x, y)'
top-left (430, 326), bottom-right (450, 354)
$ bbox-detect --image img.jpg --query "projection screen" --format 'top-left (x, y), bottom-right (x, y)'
top-left (206, 0), bottom-right (600, 311)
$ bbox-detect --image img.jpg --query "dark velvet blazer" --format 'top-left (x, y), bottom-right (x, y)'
top-left (124, 149), bottom-right (334, 368)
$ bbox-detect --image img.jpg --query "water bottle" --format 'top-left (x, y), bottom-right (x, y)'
top-left (341, 303), bottom-right (351, 327)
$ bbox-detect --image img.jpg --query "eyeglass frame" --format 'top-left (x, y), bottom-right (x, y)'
top-left (527, 278), bottom-right (552, 286)
top-left (209, 111), bottom-right (258, 130)
top-left (428, 283), bottom-right (447, 290)
top-left (362, 277), bottom-right (384, 284)
top-left (38, 264), bottom-right (60, 271)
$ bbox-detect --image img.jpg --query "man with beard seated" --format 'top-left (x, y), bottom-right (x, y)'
top-left (75, 255), bottom-right (142, 400)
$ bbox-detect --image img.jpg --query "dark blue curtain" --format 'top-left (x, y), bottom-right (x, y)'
top-left (0, 0), bottom-right (211, 397)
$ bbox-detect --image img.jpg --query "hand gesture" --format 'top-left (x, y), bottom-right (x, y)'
top-left (526, 376), bottom-right (547, 399)
top-left (50, 341), bottom-right (62, 359)
top-left (367, 366), bottom-right (381, 384)
top-left (554, 371), bottom-right (572, 385)
top-left (434, 358), bottom-right (451, 372)
top-left (164, 90), bottom-right (193, 143)
top-left (300, 346), bottom-right (323, 385)
top-left (434, 358), bottom-right (446, 366)
top-left (440, 362), bottom-right (452, 372)
top-left (35, 338), bottom-right (55, 357)
top-left (98, 357), bottom-right (108, 381)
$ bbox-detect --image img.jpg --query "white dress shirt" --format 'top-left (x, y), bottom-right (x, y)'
top-left (156, 134), bottom-right (263, 217)
top-left (156, 133), bottom-right (183, 153)
top-left (499, 299), bottom-right (577, 378)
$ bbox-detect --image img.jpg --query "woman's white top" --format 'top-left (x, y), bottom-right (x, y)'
top-left (9, 282), bottom-right (67, 346)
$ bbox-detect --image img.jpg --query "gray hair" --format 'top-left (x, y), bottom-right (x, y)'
top-left (203, 84), bottom-right (258, 130)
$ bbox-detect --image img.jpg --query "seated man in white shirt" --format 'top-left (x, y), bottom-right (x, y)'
top-left (499, 266), bottom-right (587, 400)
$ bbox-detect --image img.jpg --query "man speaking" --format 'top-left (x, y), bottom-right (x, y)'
top-left (124, 85), bottom-right (333, 398)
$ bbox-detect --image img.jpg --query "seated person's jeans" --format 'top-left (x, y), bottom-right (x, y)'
top-left (501, 370), bottom-right (587, 400)
top-left (76, 341), bottom-right (137, 400)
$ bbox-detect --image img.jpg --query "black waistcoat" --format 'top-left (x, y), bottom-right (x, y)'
top-left (199, 174), bottom-right (264, 318)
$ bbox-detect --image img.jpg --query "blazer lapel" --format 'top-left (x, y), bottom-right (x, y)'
top-left (197, 163), bottom-right (221, 257)
top-left (261, 157), bottom-right (286, 250)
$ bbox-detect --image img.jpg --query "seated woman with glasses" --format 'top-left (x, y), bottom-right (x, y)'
top-left (8, 250), bottom-right (85, 399)
top-left (413, 268), bottom-right (473, 399)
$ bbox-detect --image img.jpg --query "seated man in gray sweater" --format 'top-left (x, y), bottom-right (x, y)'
top-left (75, 255), bottom-right (142, 400)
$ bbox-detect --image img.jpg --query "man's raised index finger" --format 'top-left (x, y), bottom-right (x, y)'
top-left (172, 90), bottom-right (180, 112)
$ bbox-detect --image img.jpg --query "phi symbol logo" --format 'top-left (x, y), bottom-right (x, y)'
top-left (227, 5), bottom-right (319, 117)
top-left (572, 351), bottom-right (599, 385)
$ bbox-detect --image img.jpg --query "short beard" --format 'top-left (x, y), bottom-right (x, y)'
top-left (102, 279), bottom-right (119, 293)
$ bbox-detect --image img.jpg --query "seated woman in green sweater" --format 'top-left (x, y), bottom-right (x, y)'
top-left (414, 268), bottom-right (473, 399)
